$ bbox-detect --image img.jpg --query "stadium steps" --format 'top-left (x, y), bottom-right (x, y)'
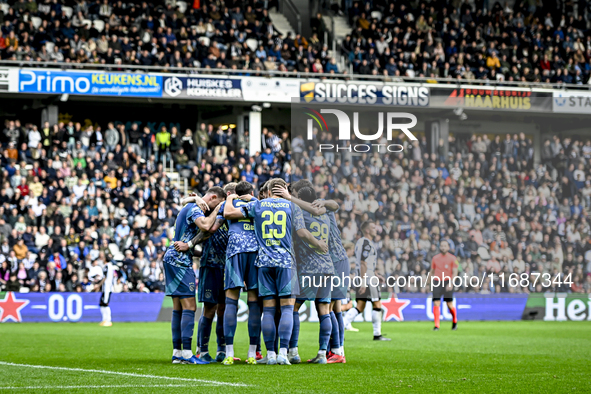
top-left (269, 10), bottom-right (296, 39)
top-left (324, 15), bottom-right (350, 46)
top-left (324, 15), bottom-right (351, 71)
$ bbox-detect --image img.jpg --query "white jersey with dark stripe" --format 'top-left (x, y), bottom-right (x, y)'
top-left (354, 237), bottom-right (377, 276)
top-left (100, 263), bottom-right (117, 305)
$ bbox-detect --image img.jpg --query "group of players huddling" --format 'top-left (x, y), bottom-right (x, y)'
top-left (156, 177), bottom-right (385, 366)
top-left (146, 177), bottom-right (459, 366)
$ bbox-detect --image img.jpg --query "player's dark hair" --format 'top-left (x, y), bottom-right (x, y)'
top-left (292, 179), bottom-right (313, 193)
top-left (268, 178), bottom-right (288, 196)
top-left (259, 181), bottom-right (268, 199)
top-left (360, 221), bottom-right (373, 233)
top-left (298, 186), bottom-right (316, 203)
top-left (236, 181), bottom-right (254, 196)
top-left (223, 182), bottom-right (237, 195)
top-left (206, 186), bottom-right (225, 200)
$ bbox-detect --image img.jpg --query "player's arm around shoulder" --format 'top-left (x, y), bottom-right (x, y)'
top-left (191, 203), bottom-right (222, 233)
top-left (224, 194), bottom-right (254, 219)
top-left (273, 184), bottom-right (327, 216)
top-left (296, 227), bottom-right (329, 254)
top-left (313, 199), bottom-right (339, 212)
top-left (181, 193), bottom-right (209, 212)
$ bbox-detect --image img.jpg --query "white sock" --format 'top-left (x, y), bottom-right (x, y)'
top-left (267, 350), bottom-right (277, 359)
top-left (279, 348), bottom-right (287, 357)
top-left (226, 345), bottom-right (234, 359)
top-left (318, 349), bottom-right (326, 356)
top-left (372, 309), bottom-right (383, 336)
top-left (288, 347), bottom-right (298, 356)
top-left (105, 307), bottom-right (111, 322)
top-left (100, 306), bottom-right (107, 321)
top-left (181, 350), bottom-right (193, 359)
top-left (343, 308), bottom-right (360, 327)
top-left (248, 345), bottom-right (257, 358)
top-left (332, 347), bottom-right (343, 356)
top-left (173, 349), bottom-right (182, 358)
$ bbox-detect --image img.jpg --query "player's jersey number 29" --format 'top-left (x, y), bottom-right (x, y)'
top-left (261, 210), bottom-right (286, 241)
top-left (310, 221), bottom-right (329, 254)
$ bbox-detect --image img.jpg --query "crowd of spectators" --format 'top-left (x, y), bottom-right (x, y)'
top-left (301, 130), bottom-right (591, 294)
top-left (1, 0), bottom-right (590, 84)
top-left (0, 0), bottom-right (339, 74)
top-left (0, 117), bottom-right (289, 294)
top-left (339, 0), bottom-right (591, 83)
top-left (1, 113), bottom-right (590, 295)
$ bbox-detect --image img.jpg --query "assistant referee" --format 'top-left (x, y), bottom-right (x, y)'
top-left (429, 240), bottom-right (458, 331)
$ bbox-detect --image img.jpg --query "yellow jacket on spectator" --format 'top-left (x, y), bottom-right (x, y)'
top-left (104, 175), bottom-right (117, 189)
top-left (156, 130), bottom-right (171, 150)
top-left (487, 56), bottom-right (500, 69)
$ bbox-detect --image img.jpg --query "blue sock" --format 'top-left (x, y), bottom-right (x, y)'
top-left (319, 314), bottom-right (332, 351)
top-left (216, 312), bottom-right (225, 353)
top-left (224, 298), bottom-right (238, 346)
top-left (335, 311), bottom-right (345, 347)
top-left (289, 310), bottom-right (300, 349)
top-left (329, 311), bottom-right (340, 349)
top-left (274, 305), bottom-right (281, 352)
top-left (262, 306), bottom-right (276, 352)
top-left (171, 309), bottom-right (182, 350)
top-left (278, 305), bottom-right (294, 351)
top-left (181, 310), bottom-right (195, 352)
top-left (247, 301), bottom-right (261, 346)
top-left (198, 315), bottom-right (213, 353)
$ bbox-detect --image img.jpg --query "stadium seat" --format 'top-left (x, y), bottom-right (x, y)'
top-left (142, 31), bottom-right (152, 43)
top-left (245, 38), bottom-right (258, 52)
top-left (45, 41), bottom-right (55, 54)
top-left (62, 6), bottom-right (73, 18)
top-left (82, 19), bottom-right (92, 29)
top-left (19, 287), bottom-right (30, 293)
top-left (31, 16), bottom-right (42, 29)
top-left (108, 243), bottom-right (120, 256)
top-left (198, 36), bottom-right (210, 47)
top-left (93, 19), bottom-right (105, 33)
top-left (0, 3), bottom-right (9, 14)
top-left (370, 11), bottom-right (382, 21)
top-left (176, 1), bottom-right (187, 13)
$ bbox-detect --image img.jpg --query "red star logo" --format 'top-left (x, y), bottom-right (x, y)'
top-left (0, 292), bottom-right (30, 322)
top-left (382, 296), bottom-right (410, 322)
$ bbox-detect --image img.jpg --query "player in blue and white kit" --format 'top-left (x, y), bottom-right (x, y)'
top-left (164, 192), bottom-right (221, 365)
top-left (275, 180), bottom-right (347, 363)
top-left (175, 186), bottom-right (229, 363)
top-left (220, 181), bottom-right (261, 365)
top-left (292, 186), bottom-right (334, 364)
top-left (226, 178), bottom-right (326, 365)
top-left (310, 189), bottom-right (349, 363)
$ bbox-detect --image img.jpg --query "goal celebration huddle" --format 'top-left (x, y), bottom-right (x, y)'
top-left (158, 178), bottom-right (459, 366)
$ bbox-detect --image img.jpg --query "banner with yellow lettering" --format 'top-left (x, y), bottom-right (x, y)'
top-left (431, 87), bottom-right (552, 112)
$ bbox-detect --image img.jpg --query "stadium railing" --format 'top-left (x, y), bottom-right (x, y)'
top-left (279, 0), bottom-right (302, 35)
top-left (2, 60), bottom-right (590, 91)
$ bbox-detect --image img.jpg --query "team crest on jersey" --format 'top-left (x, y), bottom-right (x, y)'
top-left (189, 283), bottom-right (195, 292)
top-left (205, 289), bottom-right (212, 299)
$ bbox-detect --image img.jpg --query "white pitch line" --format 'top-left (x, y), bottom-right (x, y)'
top-left (0, 361), bottom-right (247, 387)
top-left (0, 384), bottom-right (202, 390)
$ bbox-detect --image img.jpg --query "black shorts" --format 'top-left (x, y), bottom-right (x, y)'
top-left (432, 281), bottom-right (453, 302)
top-left (99, 290), bottom-right (111, 306)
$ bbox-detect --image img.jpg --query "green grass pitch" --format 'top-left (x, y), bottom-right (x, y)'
top-left (1, 321), bottom-right (590, 393)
